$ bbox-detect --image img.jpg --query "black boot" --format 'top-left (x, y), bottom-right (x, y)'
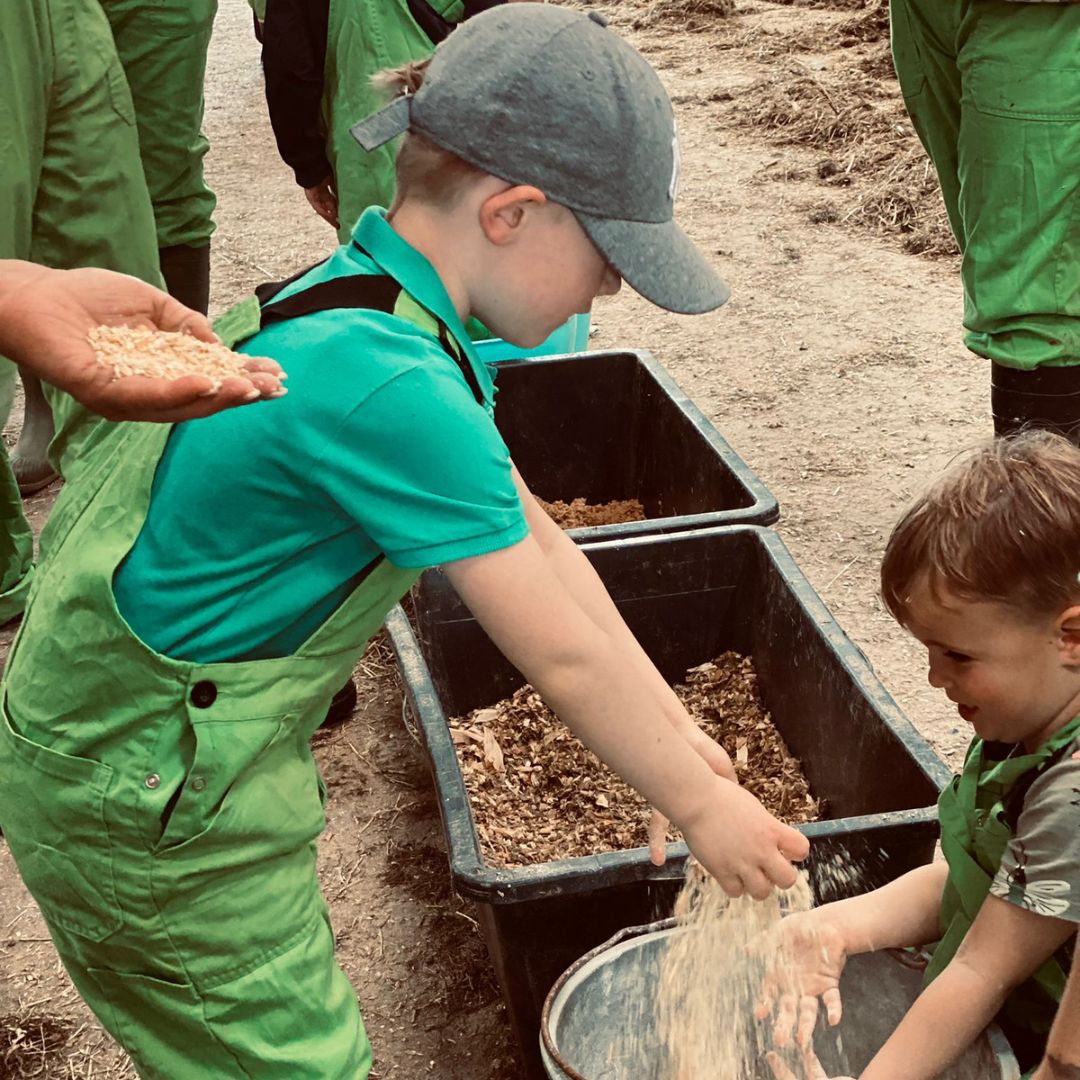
top-left (320, 678), bottom-right (358, 730)
top-left (991, 361), bottom-right (1080, 445)
top-left (158, 242), bottom-right (211, 316)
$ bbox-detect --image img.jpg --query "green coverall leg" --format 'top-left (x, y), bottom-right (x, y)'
top-left (98, 0), bottom-right (218, 313)
top-left (889, 0), bottom-right (1080, 439)
top-left (0, 0), bottom-right (159, 609)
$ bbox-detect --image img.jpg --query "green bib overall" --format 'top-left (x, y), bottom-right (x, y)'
top-left (928, 717), bottom-right (1080, 1072)
top-left (0, 266), bottom-right (483, 1076)
top-left (322, 0), bottom-right (463, 243)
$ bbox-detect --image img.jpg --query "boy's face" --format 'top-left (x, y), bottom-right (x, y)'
top-left (903, 575), bottom-right (1080, 750)
top-left (474, 198), bottom-right (622, 348)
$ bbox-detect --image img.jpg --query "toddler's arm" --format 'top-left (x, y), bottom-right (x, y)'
top-left (858, 894), bottom-right (1075, 1080)
top-left (761, 862), bottom-right (948, 1048)
top-left (443, 531), bottom-right (809, 898)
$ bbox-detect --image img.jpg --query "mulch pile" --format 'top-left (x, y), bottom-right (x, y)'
top-left (722, 0), bottom-right (956, 257)
top-left (450, 652), bottom-right (821, 867)
top-left (536, 496), bottom-right (646, 529)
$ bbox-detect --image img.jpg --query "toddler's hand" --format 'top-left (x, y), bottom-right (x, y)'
top-left (756, 911), bottom-right (847, 1049)
top-left (766, 1045), bottom-right (853, 1080)
top-left (679, 777), bottom-right (808, 899)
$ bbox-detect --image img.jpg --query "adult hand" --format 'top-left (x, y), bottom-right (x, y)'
top-left (766, 1045), bottom-right (854, 1080)
top-left (756, 911), bottom-right (848, 1049)
top-left (0, 262), bottom-right (285, 422)
top-left (679, 776), bottom-right (809, 899)
top-left (648, 726), bottom-right (737, 865)
top-left (304, 175), bottom-right (340, 229)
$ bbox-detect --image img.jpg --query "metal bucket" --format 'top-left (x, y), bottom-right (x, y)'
top-left (540, 919), bottom-right (1021, 1080)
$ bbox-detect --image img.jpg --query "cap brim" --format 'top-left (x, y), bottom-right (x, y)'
top-left (575, 213), bottom-right (730, 315)
top-left (350, 94), bottom-right (412, 152)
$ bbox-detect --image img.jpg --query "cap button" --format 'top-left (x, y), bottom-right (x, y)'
top-left (587, 10), bottom-right (609, 26)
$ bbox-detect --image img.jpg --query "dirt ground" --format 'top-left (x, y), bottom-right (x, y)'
top-left (2, 0), bottom-right (986, 1075)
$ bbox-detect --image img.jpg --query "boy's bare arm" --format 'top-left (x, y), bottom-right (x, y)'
top-left (442, 535), bottom-right (809, 897)
top-left (858, 895), bottom-right (1075, 1080)
top-left (511, 466), bottom-right (735, 781)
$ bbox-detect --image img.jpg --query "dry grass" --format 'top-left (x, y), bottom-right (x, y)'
top-left (631, 0), bottom-right (736, 30)
top-left (728, 54), bottom-right (957, 256)
top-left (1, 1011), bottom-right (136, 1079)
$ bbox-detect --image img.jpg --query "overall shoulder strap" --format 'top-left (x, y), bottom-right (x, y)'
top-left (252, 244), bottom-right (485, 405)
top-left (1001, 739), bottom-right (1078, 832)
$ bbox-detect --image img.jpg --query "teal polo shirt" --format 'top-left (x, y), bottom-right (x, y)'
top-left (114, 208), bottom-right (529, 661)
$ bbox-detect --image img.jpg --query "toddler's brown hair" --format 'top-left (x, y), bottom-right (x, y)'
top-left (881, 431), bottom-right (1080, 623)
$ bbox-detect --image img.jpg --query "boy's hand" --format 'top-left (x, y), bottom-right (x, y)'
top-left (756, 911), bottom-right (848, 1049)
top-left (679, 777), bottom-right (809, 899)
top-left (766, 1046), bottom-right (853, 1080)
top-left (648, 726), bottom-right (737, 865)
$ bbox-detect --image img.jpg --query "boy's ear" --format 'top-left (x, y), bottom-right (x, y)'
top-left (1057, 604), bottom-right (1080, 665)
top-left (478, 185), bottom-right (547, 246)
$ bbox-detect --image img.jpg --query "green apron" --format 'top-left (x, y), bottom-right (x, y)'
top-left (0, 264), bottom-right (491, 1074)
top-left (0, 0), bottom-right (162, 619)
top-left (322, 0), bottom-right (463, 243)
top-left (928, 717), bottom-right (1080, 1071)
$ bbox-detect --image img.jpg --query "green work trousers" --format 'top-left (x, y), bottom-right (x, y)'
top-left (0, 0), bottom-right (161, 615)
top-left (0, 420), bottom-right (414, 1076)
top-left (97, 0), bottom-right (218, 251)
top-left (890, 0), bottom-right (1080, 371)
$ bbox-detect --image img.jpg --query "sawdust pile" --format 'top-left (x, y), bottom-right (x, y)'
top-left (450, 652), bottom-right (821, 868)
top-left (536, 496), bottom-right (647, 529)
top-left (655, 866), bottom-right (814, 1080)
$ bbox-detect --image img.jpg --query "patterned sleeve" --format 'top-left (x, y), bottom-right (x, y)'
top-left (991, 753), bottom-right (1080, 922)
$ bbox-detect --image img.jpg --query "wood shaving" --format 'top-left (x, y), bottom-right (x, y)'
top-left (89, 325), bottom-right (269, 390)
top-left (535, 496), bottom-right (646, 529)
top-left (450, 652), bottom-right (821, 867)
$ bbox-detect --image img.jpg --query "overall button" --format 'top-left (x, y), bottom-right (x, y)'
top-left (189, 775), bottom-right (207, 793)
top-left (190, 680), bottom-right (217, 708)
top-left (145, 773), bottom-right (161, 790)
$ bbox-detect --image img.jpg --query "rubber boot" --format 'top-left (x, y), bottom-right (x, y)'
top-left (12, 369), bottom-right (59, 495)
top-left (158, 242), bottom-right (211, 316)
top-left (991, 362), bottom-right (1080, 445)
top-left (320, 678), bottom-right (358, 730)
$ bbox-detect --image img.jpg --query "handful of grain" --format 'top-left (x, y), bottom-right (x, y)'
top-left (89, 325), bottom-right (267, 391)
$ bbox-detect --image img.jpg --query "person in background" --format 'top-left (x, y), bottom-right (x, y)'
top-left (0, 0), bottom-right (163, 623)
top-left (13, 0), bottom-right (220, 495)
top-left (261, 0), bottom-right (503, 244)
top-left (889, 0), bottom-right (1080, 443)
top-left (0, 10), bottom-right (809, 1075)
top-left (760, 433), bottom-right (1080, 1080)
top-left (0, 262), bottom-right (284, 422)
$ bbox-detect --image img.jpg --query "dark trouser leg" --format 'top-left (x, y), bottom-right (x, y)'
top-left (991, 363), bottom-right (1080, 445)
top-left (158, 242), bottom-right (211, 316)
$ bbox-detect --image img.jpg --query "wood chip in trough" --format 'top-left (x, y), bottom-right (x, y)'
top-left (536, 496), bottom-right (646, 529)
top-left (450, 652), bottom-right (821, 867)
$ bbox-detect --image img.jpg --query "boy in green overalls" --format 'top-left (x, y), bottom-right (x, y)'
top-left (760, 432), bottom-right (1080, 1080)
top-left (0, 8), bottom-right (809, 1077)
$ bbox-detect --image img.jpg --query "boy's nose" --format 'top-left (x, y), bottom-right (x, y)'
top-left (927, 663), bottom-right (947, 690)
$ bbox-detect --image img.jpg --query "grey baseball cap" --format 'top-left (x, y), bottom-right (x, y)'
top-left (351, 3), bottom-right (730, 315)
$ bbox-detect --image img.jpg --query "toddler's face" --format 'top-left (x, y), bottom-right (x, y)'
top-left (902, 575), bottom-right (1080, 750)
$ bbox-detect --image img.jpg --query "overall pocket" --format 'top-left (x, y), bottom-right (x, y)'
top-left (0, 695), bottom-right (122, 941)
